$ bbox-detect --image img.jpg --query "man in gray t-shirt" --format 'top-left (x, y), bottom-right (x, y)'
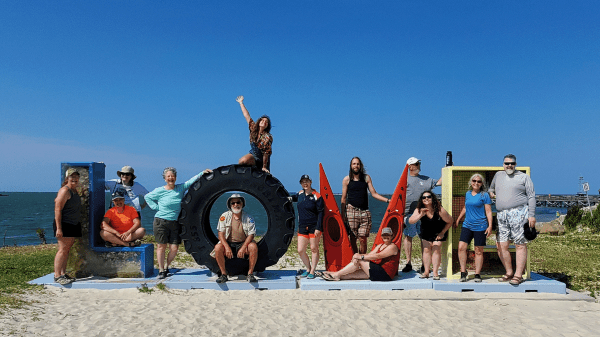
top-left (488, 154), bottom-right (536, 285)
top-left (401, 157), bottom-right (442, 273)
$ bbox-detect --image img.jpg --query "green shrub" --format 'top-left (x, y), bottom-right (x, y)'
top-left (564, 205), bottom-right (582, 231)
top-left (581, 207), bottom-right (600, 233)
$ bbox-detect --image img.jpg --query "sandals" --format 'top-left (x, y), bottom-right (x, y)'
top-left (322, 272), bottom-right (340, 281)
top-left (247, 274), bottom-right (257, 283)
top-left (498, 274), bottom-right (514, 282)
top-left (509, 276), bottom-right (524, 285)
top-left (419, 274), bottom-right (430, 279)
top-left (128, 240), bottom-right (141, 247)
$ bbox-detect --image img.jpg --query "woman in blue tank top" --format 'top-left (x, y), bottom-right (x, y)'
top-left (454, 173), bottom-right (493, 282)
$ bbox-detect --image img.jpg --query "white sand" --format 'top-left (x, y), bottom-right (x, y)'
top-left (1, 286), bottom-right (598, 336)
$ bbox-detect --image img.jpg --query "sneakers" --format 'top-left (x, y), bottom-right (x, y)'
top-left (216, 274), bottom-right (228, 284)
top-left (299, 271), bottom-right (310, 278)
top-left (54, 275), bottom-right (73, 286)
top-left (401, 263), bottom-right (413, 273)
top-left (460, 272), bottom-right (468, 282)
top-left (420, 265), bottom-right (425, 274)
top-left (247, 274), bottom-right (257, 283)
top-left (474, 274), bottom-right (482, 283)
top-left (307, 273), bottom-right (315, 279)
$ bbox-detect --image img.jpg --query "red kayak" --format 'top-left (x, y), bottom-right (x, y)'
top-left (319, 163), bottom-right (354, 272)
top-left (372, 164), bottom-right (409, 250)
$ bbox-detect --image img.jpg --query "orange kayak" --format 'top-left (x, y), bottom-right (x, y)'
top-left (372, 164), bottom-right (409, 250)
top-left (319, 163), bottom-right (354, 272)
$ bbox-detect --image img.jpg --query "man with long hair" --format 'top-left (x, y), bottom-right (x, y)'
top-left (341, 157), bottom-right (390, 254)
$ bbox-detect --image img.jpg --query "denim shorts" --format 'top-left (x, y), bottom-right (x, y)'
top-left (403, 215), bottom-right (421, 238)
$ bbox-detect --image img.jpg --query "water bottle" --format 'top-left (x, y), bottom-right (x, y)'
top-left (446, 151), bottom-right (453, 167)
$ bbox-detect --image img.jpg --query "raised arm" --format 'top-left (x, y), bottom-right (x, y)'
top-left (365, 175), bottom-right (389, 203)
top-left (236, 96), bottom-right (252, 124)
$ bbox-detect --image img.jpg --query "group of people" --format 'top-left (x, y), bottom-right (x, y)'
top-left (52, 96), bottom-right (536, 286)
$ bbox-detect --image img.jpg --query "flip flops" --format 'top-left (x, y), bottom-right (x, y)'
top-left (322, 272), bottom-right (340, 281)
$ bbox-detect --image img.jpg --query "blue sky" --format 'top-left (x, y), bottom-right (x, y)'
top-left (1, 1), bottom-right (599, 194)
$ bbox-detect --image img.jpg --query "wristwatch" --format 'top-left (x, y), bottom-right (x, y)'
top-left (361, 255), bottom-right (365, 260)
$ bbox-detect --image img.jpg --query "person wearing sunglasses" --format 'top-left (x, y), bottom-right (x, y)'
top-left (105, 166), bottom-right (149, 216)
top-left (401, 157), bottom-right (443, 274)
top-left (408, 191), bottom-right (453, 279)
top-left (212, 194), bottom-right (259, 284)
top-left (145, 167), bottom-right (213, 279)
top-left (489, 154), bottom-right (536, 286)
top-left (453, 174), bottom-right (492, 282)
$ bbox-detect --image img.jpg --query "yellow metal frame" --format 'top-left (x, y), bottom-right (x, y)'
top-left (440, 166), bottom-right (531, 280)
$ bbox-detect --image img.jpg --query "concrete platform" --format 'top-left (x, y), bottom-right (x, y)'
top-left (29, 268), bottom-right (298, 291)
top-left (433, 272), bottom-right (566, 294)
top-left (300, 271), bottom-right (432, 291)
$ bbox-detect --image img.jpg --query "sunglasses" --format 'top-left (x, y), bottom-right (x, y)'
top-left (503, 162), bottom-right (516, 166)
top-left (472, 180), bottom-right (482, 183)
top-left (230, 201), bottom-right (242, 205)
top-left (121, 173), bottom-right (132, 176)
top-left (421, 195), bottom-right (432, 199)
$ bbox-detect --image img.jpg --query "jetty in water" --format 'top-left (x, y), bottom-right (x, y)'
top-left (534, 194), bottom-right (599, 208)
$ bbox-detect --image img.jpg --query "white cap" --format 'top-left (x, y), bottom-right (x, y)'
top-left (407, 157), bottom-right (421, 165)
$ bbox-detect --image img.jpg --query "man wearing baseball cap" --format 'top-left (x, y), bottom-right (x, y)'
top-left (212, 194), bottom-right (259, 283)
top-left (105, 166), bottom-right (149, 216)
top-left (402, 157), bottom-right (442, 273)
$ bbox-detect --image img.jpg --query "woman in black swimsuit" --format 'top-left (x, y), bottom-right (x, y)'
top-left (408, 191), bottom-right (453, 280)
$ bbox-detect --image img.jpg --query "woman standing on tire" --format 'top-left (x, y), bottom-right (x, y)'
top-left (454, 174), bottom-right (493, 282)
top-left (53, 168), bottom-right (82, 285)
top-left (236, 96), bottom-right (273, 173)
top-left (290, 175), bottom-right (324, 279)
top-left (408, 191), bottom-right (453, 280)
top-left (145, 167), bottom-right (212, 279)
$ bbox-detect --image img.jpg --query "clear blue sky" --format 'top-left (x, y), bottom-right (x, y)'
top-left (1, 1), bottom-right (599, 194)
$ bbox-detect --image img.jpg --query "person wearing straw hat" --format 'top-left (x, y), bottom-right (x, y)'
top-left (105, 165), bottom-right (149, 215)
top-left (213, 194), bottom-right (259, 283)
top-left (100, 189), bottom-right (146, 247)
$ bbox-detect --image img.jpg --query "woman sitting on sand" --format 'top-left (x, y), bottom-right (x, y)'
top-left (53, 168), bottom-right (82, 285)
top-left (236, 95), bottom-right (273, 173)
top-left (322, 227), bottom-right (399, 281)
top-left (454, 173), bottom-right (493, 283)
top-left (145, 167), bottom-right (212, 279)
top-left (408, 191), bottom-right (453, 280)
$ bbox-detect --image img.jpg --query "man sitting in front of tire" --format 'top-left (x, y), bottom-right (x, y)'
top-left (213, 193), bottom-right (259, 283)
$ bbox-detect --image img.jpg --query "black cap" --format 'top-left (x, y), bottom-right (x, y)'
top-left (299, 174), bottom-right (311, 182)
top-left (523, 222), bottom-right (538, 241)
top-left (111, 189), bottom-right (126, 201)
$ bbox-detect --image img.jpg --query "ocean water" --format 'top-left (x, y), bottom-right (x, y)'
top-left (0, 192), bottom-right (566, 246)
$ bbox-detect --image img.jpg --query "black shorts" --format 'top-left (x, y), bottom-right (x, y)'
top-left (421, 231), bottom-right (448, 243)
top-left (228, 241), bottom-right (250, 259)
top-left (298, 223), bottom-right (317, 236)
top-left (53, 220), bottom-right (82, 238)
top-left (459, 227), bottom-right (487, 247)
top-left (369, 262), bottom-right (392, 281)
top-left (153, 218), bottom-right (181, 245)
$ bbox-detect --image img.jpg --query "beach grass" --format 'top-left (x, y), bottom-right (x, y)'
top-left (1, 231), bottom-right (598, 312)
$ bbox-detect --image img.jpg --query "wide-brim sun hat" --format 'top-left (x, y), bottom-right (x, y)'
top-left (117, 166), bottom-right (136, 179)
top-left (227, 193), bottom-right (246, 209)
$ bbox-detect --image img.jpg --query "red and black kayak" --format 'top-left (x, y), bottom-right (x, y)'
top-left (319, 163), bottom-right (354, 272)
top-left (372, 164), bottom-right (409, 250)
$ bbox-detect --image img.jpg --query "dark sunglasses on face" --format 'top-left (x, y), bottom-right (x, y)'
top-left (421, 195), bottom-right (432, 199)
top-left (121, 173), bottom-right (132, 176)
top-left (503, 162), bottom-right (516, 166)
top-left (231, 201), bottom-right (242, 205)
top-left (472, 180), bottom-right (482, 183)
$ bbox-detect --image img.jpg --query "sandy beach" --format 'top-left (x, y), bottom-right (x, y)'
top-left (1, 284), bottom-right (598, 336)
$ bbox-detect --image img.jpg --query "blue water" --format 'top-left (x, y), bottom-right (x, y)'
top-left (0, 192), bottom-right (566, 246)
